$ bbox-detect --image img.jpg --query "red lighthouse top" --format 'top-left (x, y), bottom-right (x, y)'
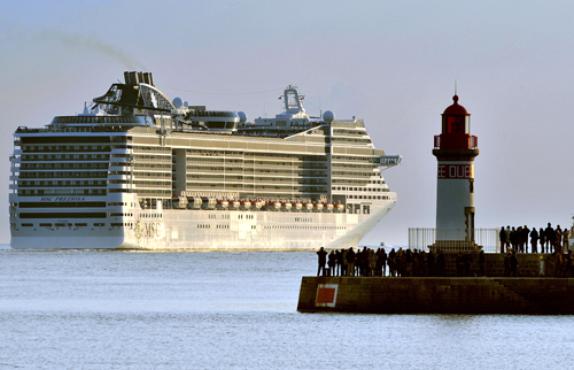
top-left (442, 95), bottom-right (469, 116)
top-left (433, 94), bottom-right (478, 158)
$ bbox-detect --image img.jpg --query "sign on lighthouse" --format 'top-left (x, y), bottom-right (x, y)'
top-left (431, 94), bottom-right (480, 253)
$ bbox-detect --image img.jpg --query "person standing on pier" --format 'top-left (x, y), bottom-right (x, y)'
top-left (555, 226), bottom-right (563, 253)
top-left (316, 247), bottom-right (328, 276)
top-left (563, 229), bottom-right (570, 253)
top-left (388, 248), bottom-right (396, 277)
top-left (327, 250), bottom-right (336, 276)
top-left (379, 248), bottom-right (388, 277)
top-left (339, 249), bottom-right (347, 276)
top-left (346, 248), bottom-right (356, 277)
top-left (530, 227), bottom-right (539, 254)
top-left (544, 223), bottom-right (555, 253)
top-left (499, 226), bottom-right (507, 253)
top-left (522, 226), bottom-right (530, 253)
top-left (334, 249), bottom-right (342, 276)
top-left (510, 227), bottom-right (518, 251)
top-left (539, 227), bottom-right (546, 253)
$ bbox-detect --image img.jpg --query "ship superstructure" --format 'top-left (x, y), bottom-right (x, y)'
top-left (9, 72), bottom-right (400, 249)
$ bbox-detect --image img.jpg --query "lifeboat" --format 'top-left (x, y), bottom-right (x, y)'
top-left (218, 199), bottom-right (229, 209)
top-left (273, 201), bottom-right (282, 209)
top-left (176, 194), bottom-right (188, 209)
top-left (242, 200), bottom-right (252, 209)
top-left (255, 200), bottom-right (265, 209)
top-left (315, 203), bottom-right (324, 211)
top-left (207, 198), bottom-right (217, 209)
top-left (283, 202), bottom-right (292, 210)
top-left (191, 198), bottom-right (202, 209)
top-left (335, 203), bottom-right (345, 211)
top-left (232, 200), bottom-right (241, 209)
top-left (326, 203), bottom-right (334, 211)
top-left (295, 202), bottom-right (303, 210)
top-left (305, 203), bottom-right (314, 211)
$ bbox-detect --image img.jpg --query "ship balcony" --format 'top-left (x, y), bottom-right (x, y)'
top-left (109, 158), bottom-right (131, 165)
top-left (107, 174), bottom-right (133, 181)
top-left (111, 148), bottom-right (132, 155)
top-left (131, 158), bottom-right (172, 165)
top-left (108, 165), bottom-right (132, 172)
top-left (433, 134), bottom-right (478, 150)
top-left (131, 168), bottom-right (171, 173)
top-left (18, 159), bottom-right (109, 165)
top-left (133, 150), bottom-right (171, 157)
top-left (108, 183), bottom-right (133, 190)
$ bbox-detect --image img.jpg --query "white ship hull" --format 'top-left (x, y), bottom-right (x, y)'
top-left (10, 72), bottom-right (401, 250)
top-left (10, 200), bottom-right (395, 250)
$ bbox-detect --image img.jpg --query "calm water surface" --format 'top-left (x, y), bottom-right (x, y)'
top-left (0, 246), bottom-right (573, 369)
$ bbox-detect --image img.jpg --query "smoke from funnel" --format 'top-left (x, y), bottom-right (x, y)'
top-left (32, 30), bottom-right (145, 69)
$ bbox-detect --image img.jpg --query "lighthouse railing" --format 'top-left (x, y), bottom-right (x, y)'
top-left (408, 227), bottom-right (500, 253)
top-left (468, 135), bottom-right (478, 149)
top-left (433, 134), bottom-right (478, 149)
top-left (433, 135), bottom-right (440, 148)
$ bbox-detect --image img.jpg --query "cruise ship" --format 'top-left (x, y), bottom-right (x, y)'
top-left (9, 72), bottom-right (400, 249)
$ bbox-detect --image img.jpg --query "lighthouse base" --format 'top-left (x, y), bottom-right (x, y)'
top-left (429, 240), bottom-right (482, 254)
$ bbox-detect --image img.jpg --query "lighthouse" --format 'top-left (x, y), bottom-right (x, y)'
top-left (431, 94), bottom-right (480, 252)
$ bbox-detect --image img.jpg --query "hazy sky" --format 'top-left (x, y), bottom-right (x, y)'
top-left (1, 0), bottom-right (572, 245)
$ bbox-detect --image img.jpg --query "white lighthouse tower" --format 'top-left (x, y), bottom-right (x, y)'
top-left (431, 94), bottom-right (480, 252)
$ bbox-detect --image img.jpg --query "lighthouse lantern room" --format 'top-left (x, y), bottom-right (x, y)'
top-left (431, 94), bottom-right (480, 253)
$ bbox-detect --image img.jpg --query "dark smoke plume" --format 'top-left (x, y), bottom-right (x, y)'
top-left (43, 30), bottom-right (145, 69)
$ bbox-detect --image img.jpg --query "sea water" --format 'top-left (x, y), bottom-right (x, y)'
top-left (0, 246), bottom-right (572, 369)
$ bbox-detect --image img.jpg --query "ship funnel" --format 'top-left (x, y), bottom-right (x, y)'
top-left (123, 71), bottom-right (155, 86)
top-left (143, 72), bottom-right (154, 86)
top-left (124, 71), bottom-right (137, 85)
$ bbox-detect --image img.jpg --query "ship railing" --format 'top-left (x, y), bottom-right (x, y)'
top-left (408, 227), bottom-right (500, 253)
top-left (379, 155), bottom-right (401, 169)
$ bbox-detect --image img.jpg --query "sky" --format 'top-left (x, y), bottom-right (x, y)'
top-left (0, 0), bottom-right (572, 246)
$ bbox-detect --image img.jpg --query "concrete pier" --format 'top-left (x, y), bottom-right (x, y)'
top-left (297, 276), bottom-right (574, 314)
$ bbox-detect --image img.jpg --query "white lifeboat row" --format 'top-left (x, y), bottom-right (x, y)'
top-left (184, 198), bottom-right (347, 211)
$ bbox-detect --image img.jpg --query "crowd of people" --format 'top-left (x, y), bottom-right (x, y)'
top-left (499, 223), bottom-right (571, 254)
top-left (315, 224), bottom-right (574, 277)
top-left (315, 246), bottom-right (457, 277)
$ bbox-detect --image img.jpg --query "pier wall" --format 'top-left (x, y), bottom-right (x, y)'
top-left (437, 253), bottom-right (561, 277)
top-left (297, 276), bottom-right (574, 314)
